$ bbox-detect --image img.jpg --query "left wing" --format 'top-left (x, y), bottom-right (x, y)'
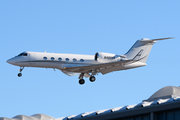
top-left (62, 60), bottom-right (133, 75)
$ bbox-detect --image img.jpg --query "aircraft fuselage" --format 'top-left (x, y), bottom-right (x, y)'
top-left (7, 37), bottom-right (172, 85)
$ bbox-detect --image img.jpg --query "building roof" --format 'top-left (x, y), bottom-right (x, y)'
top-left (145, 86), bottom-right (180, 102)
top-left (1, 86), bottom-right (180, 120)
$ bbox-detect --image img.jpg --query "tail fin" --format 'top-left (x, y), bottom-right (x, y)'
top-left (125, 37), bottom-right (173, 63)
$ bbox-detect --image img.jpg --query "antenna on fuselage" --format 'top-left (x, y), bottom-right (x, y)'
top-left (44, 50), bottom-right (47, 53)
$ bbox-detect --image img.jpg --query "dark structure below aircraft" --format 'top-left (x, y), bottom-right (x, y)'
top-left (1, 86), bottom-right (180, 120)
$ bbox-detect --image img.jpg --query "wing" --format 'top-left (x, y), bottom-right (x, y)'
top-left (62, 60), bottom-right (133, 75)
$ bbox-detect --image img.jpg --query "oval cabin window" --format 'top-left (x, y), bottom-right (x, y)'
top-left (51, 57), bottom-right (55, 60)
top-left (65, 58), bottom-right (69, 61)
top-left (73, 58), bottom-right (77, 62)
top-left (80, 59), bottom-right (84, 62)
top-left (43, 57), bottom-right (47, 60)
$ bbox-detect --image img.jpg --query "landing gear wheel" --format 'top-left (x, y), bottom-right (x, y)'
top-left (79, 79), bottom-right (85, 85)
top-left (18, 73), bottom-right (22, 77)
top-left (90, 76), bottom-right (96, 82)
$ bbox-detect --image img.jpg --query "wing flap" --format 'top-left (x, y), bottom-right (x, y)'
top-left (100, 64), bottom-right (124, 74)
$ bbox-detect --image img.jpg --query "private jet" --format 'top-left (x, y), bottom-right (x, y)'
top-left (7, 37), bottom-right (172, 85)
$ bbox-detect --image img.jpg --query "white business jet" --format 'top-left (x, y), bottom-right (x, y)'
top-left (7, 37), bottom-right (172, 85)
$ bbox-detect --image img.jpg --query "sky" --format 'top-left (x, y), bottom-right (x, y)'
top-left (1, 0), bottom-right (180, 118)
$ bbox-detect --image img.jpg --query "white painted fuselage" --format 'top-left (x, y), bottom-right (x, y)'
top-left (7, 52), bottom-right (97, 70)
top-left (7, 52), bottom-right (145, 73)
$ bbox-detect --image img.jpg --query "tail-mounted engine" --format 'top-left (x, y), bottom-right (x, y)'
top-left (94, 52), bottom-right (120, 63)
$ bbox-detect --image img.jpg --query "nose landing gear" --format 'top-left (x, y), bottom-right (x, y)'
top-left (18, 73), bottom-right (22, 77)
top-left (18, 67), bottom-right (24, 77)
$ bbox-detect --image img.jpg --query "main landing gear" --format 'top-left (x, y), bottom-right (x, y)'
top-left (89, 76), bottom-right (96, 82)
top-left (78, 73), bottom-right (96, 85)
top-left (79, 79), bottom-right (85, 85)
top-left (78, 73), bottom-right (85, 85)
top-left (18, 67), bottom-right (24, 77)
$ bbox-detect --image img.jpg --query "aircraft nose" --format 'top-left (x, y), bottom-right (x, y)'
top-left (6, 58), bottom-right (16, 65)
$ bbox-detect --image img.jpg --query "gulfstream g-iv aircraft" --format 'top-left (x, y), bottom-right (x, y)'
top-left (7, 37), bottom-right (172, 85)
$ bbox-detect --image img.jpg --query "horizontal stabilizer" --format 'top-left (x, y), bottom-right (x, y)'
top-left (151, 37), bottom-right (174, 41)
top-left (141, 37), bottom-right (174, 43)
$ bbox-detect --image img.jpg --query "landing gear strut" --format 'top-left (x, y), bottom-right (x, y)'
top-left (89, 70), bottom-right (97, 82)
top-left (18, 67), bottom-right (24, 77)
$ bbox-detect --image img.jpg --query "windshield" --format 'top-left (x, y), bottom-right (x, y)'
top-left (18, 52), bottom-right (28, 56)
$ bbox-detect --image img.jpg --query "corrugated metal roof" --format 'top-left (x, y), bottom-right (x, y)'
top-left (1, 86), bottom-right (180, 120)
top-left (0, 114), bottom-right (54, 120)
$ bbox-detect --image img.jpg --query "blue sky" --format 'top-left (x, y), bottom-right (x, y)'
top-left (1, 0), bottom-right (180, 118)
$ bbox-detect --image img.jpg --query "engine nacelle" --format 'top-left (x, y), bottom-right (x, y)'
top-left (95, 52), bottom-right (120, 63)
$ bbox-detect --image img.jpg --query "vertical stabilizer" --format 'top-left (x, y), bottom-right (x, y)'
top-left (125, 37), bottom-right (172, 63)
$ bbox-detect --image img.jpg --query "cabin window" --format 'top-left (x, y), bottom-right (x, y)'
top-left (80, 59), bottom-right (84, 62)
top-left (65, 58), bottom-right (69, 61)
top-left (73, 58), bottom-right (77, 62)
top-left (58, 58), bottom-right (62, 61)
top-left (51, 57), bottom-right (55, 60)
top-left (43, 57), bottom-right (47, 60)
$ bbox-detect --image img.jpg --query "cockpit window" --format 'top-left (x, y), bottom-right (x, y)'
top-left (18, 52), bottom-right (28, 56)
top-left (18, 53), bottom-right (24, 56)
top-left (23, 53), bottom-right (27, 56)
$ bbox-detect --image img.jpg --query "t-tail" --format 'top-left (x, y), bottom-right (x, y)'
top-left (125, 37), bottom-right (173, 63)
